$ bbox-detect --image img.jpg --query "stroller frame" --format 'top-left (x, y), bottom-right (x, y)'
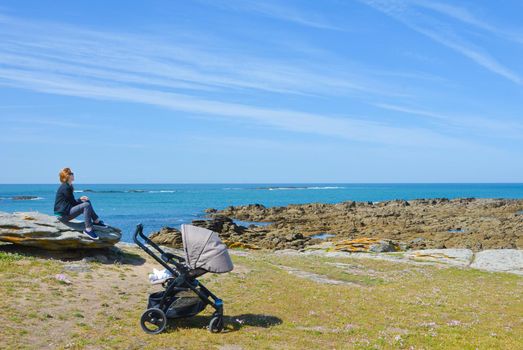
top-left (133, 224), bottom-right (225, 334)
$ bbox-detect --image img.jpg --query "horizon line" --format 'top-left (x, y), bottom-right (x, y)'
top-left (1, 182), bottom-right (523, 185)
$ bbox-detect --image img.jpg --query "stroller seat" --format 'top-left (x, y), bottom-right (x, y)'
top-left (187, 267), bottom-right (208, 278)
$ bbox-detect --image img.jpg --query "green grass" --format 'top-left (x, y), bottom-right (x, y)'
top-left (0, 247), bottom-right (521, 349)
top-left (0, 251), bottom-right (27, 263)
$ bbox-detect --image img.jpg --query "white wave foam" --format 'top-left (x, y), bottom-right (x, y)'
top-left (75, 189), bottom-right (175, 194)
top-left (307, 186), bottom-right (346, 190)
top-left (266, 186), bottom-right (346, 191)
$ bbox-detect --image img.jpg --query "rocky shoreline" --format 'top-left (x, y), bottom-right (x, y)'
top-left (150, 198), bottom-right (523, 252)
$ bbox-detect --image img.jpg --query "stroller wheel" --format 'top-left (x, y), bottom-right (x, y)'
top-left (208, 316), bottom-right (224, 333)
top-left (140, 308), bottom-right (167, 334)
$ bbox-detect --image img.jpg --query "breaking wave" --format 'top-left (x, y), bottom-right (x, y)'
top-left (256, 186), bottom-right (346, 191)
top-left (74, 189), bottom-right (175, 194)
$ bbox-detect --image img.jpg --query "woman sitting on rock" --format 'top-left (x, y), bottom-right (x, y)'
top-left (54, 167), bottom-right (106, 240)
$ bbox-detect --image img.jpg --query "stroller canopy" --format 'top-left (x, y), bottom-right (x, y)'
top-left (181, 224), bottom-right (234, 274)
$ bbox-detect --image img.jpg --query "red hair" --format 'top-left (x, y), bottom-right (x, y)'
top-left (59, 168), bottom-right (73, 183)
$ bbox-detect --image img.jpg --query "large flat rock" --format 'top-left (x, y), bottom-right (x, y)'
top-left (405, 249), bottom-right (473, 267)
top-left (301, 244), bottom-right (523, 276)
top-left (0, 211), bottom-right (121, 250)
top-left (471, 249), bottom-right (523, 275)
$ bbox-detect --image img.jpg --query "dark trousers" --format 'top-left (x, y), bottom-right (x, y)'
top-left (64, 201), bottom-right (99, 229)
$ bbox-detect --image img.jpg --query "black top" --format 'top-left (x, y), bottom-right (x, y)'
top-left (54, 183), bottom-right (81, 215)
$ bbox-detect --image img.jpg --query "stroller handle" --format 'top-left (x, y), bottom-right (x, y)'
top-left (133, 224), bottom-right (186, 275)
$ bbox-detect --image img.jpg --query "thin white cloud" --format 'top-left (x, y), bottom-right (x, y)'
top-left (0, 134), bottom-right (145, 149)
top-left (410, 1), bottom-right (496, 31)
top-left (358, 0), bottom-right (523, 85)
top-left (375, 103), bottom-right (448, 120)
top-left (0, 12), bottom-right (404, 98)
top-left (0, 10), bottom-right (499, 151)
top-left (1, 117), bottom-right (86, 128)
top-left (0, 65), bottom-right (472, 149)
top-left (375, 103), bottom-right (523, 138)
top-left (199, 0), bottom-right (343, 31)
top-left (411, 0), bottom-right (523, 44)
top-left (0, 104), bottom-right (61, 109)
top-left (413, 26), bottom-right (523, 85)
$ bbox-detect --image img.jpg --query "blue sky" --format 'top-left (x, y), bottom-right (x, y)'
top-left (0, 0), bottom-right (522, 183)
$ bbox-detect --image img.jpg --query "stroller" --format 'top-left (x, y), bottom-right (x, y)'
top-left (133, 223), bottom-right (234, 334)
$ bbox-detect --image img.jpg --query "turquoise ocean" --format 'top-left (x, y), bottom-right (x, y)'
top-left (1, 183), bottom-right (522, 242)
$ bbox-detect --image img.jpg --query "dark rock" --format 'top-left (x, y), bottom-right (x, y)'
top-left (149, 226), bottom-right (182, 248)
top-left (212, 198), bottom-right (523, 251)
top-left (333, 238), bottom-right (403, 253)
top-left (192, 216), bottom-right (246, 235)
top-left (410, 237), bottom-right (426, 247)
top-left (82, 255), bottom-right (110, 264)
top-left (11, 196), bottom-right (39, 201)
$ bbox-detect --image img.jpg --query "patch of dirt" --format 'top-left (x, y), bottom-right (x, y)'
top-left (13, 250), bottom-right (157, 349)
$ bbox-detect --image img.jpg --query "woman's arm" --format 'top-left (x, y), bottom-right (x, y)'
top-left (66, 186), bottom-right (82, 205)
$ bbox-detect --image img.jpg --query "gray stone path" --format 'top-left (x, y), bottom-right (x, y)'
top-left (292, 246), bottom-right (523, 276)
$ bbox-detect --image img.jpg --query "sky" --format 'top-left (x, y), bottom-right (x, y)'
top-left (0, 0), bottom-right (522, 183)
